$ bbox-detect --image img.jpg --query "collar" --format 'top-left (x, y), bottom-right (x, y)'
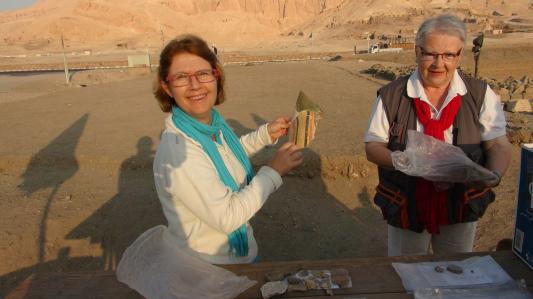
top-left (406, 69), bottom-right (467, 111)
top-left (165, 115), bottom-right (202, 146)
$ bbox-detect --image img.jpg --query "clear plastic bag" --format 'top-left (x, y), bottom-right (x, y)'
top-left (391, 130), bottom-right (497, 183)
top-left (116, 225), bottom-right (256, 299)
top-left (414, 279), bottom-right (533, 299)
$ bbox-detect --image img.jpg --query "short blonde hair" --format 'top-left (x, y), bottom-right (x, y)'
top-left (153, 34), bottom-right (225, 112)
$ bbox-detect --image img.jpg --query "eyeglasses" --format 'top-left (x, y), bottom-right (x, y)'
top-left (166, 69), bottom-right (218, 87)
top-left (417, 46), bottom-right (462, 62)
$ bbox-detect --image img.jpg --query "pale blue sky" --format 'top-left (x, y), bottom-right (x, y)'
top-left (0, 0), bottom-right (37, 12)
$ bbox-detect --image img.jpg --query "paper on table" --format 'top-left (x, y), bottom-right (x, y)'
top-left (414, 280), bottom-right (533, 299)
top-left (392, 255), bottom-right (513, 292)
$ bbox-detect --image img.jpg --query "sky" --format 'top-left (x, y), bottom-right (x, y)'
top-left (0, 0), bottom-right (37, 12)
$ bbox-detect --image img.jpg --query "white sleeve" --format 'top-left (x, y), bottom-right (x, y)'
top-left (239, 124), bottom-right (273, 156)
top-left (155, 136), bottom-right (282, 235)
top-left (364, 95), bottom-right (390, 143)
top-left (479, 86), bottom-right (507, 141)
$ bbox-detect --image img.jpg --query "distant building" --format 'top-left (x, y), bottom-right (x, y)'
top-left (128, 54), bottom-right (150, 67)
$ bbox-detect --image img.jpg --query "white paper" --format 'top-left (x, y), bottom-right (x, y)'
top-left (392, 255), bottom-right (513, 292)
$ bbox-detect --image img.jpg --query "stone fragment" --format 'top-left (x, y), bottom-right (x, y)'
top-left (347, 163), bottom-right (354, 178)
top-left (287, 281), bottom-right (308, 292)
top-left (434, 265), bottom-right (445, 273)
top-left (319, 279), bottom-right (332, 289)
top-left (305, 279), bottom-right (318, 289)
top-left (299, 270), bottom-right (310, 277)
top-left (505, 99), bottom-right (532, 113)
top-left (287, 275), bottom-right (301, 284)
top-left (446, 264), bottom-right (463, 274)
top-left (513, 84), bottom-right (526, 95)
top-left (260, 280), bottom-right (288, 299)
top-left (331, 268), bottom-right (351, 288)
top-left (287, 268), bottom-right (352, 293)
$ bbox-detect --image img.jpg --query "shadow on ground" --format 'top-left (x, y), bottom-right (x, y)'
top-left (1, 127), bottom-right (164, 296)
top-left (1, 112), bottom-right (385, 296)
top-left (230, 113), bottom-right (387, 261)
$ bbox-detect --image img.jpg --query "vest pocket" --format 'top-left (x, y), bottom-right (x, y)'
top-left (460, 189), bottom-right (495, 222)
top-left (374, 183), bottom-right (410, 229)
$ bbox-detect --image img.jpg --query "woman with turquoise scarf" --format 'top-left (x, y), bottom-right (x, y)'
top-left (129, 34), bottom-right (302, 266)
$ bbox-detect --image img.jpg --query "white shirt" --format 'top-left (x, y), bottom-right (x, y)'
top-left (153, 116), bottom-right (282, 264)
top-left (364, 69), bottom-right (506, 144)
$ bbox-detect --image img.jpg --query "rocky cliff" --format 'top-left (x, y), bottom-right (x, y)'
top-left (0, 0), bottom-right (530, 51)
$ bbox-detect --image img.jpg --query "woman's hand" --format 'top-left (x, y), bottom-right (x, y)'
top-left (267, 116), bottom-right (291, 142)
top-left (268, 142), bottom-right (303, 176)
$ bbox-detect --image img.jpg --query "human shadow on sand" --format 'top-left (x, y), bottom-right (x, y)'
top-left (65, 136), bottom-right (165, 270)
top-left (228, 115), bottom-right (386, 262)
top-left (0, 135), bottom-right (173, 297)
top-left (18, 113), bottom-right (89, 264)
top-left (2, 114), bottom-right (99, 296)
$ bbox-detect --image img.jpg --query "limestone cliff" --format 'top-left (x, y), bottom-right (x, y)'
top-left (0, 0), bottom-right (530, 51)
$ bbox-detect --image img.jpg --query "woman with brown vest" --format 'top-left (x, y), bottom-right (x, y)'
top-left (364, 14), bottom-right (511, 256)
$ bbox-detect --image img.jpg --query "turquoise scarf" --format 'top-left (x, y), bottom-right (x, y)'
top-left (171, 105), bottom-right (254, 257)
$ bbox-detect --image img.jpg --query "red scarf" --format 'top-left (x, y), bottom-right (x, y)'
top-left (413, 94), bottom-right (462, 234)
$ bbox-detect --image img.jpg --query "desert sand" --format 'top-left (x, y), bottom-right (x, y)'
top-left (1, 0), bottom-right (533, 297)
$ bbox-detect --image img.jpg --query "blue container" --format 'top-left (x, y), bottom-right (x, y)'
top-left (513, 144), bottom-right (533, 270)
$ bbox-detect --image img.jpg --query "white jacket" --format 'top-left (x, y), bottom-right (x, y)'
top-left (153, 115), bottom-right (282, 264)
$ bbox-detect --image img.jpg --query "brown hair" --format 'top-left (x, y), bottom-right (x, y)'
top-left (153, 34), bottom-right (225, 112)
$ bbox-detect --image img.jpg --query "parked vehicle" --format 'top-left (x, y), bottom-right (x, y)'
top-left (369, 43), bottom-right (403, 53)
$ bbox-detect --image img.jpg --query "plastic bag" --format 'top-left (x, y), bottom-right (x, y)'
top-left (116, 225), bottom-right (256, 299)
top-left (414, 279), bottom-right (533, 299)
top-left (391, 130), bottom-right (497, 183)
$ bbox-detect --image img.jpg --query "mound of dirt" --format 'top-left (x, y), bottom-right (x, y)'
top-left (70, 68), bottom-right (153, 87)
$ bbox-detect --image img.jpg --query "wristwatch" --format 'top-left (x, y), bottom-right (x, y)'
top-left (491, 170), bottom-right (502, 187)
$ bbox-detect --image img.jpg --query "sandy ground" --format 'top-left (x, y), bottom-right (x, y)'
top-left (0, 45), bottom-right (532, 296)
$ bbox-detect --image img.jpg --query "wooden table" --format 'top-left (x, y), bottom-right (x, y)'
top-left (5, 250), bottom-right (533, 299)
